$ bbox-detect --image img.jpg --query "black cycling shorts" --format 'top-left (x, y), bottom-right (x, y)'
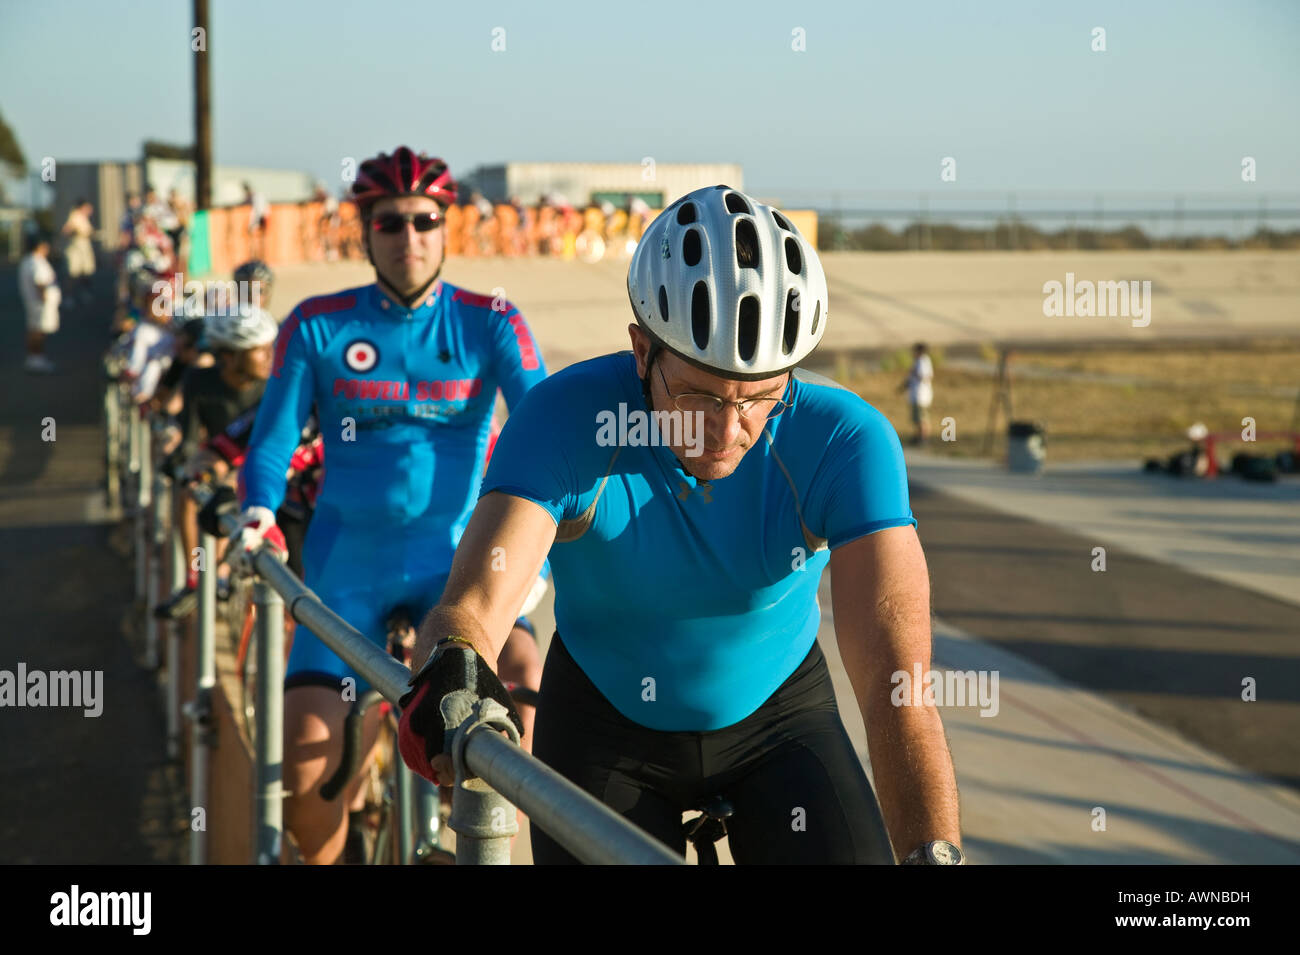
top-left (530, 634), bottom-right (896, 865)
top-left (275, 504), bottom-right (309, 579)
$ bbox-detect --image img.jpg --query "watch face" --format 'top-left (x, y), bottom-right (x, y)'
top-left (929, 841), bottom-right (962, 865)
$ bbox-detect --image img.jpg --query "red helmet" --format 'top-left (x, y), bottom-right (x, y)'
top-left (351, 147), bottom-right (457, 212)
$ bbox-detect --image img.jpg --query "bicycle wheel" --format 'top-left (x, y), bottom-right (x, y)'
top-left (223, 573), bottom-right (249, 643)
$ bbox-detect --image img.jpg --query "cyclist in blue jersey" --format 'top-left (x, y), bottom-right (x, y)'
top-left (397, 185), bottom-right (963, 865)
top-left (229, 147), bottom-right (548, 865)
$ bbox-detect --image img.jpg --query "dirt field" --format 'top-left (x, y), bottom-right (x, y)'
top-left (841, 341), bottom-right (1300, 462)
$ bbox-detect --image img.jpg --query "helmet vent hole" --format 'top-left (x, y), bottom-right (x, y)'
top-left (811, 301), bottom-right (821, 336)
top-left (784, 238), bottom-right (802, 274)
top-left (683, 228), bottom-right (702, 267)
top-left (772, 210), bottom-right (792, 232)
top-left (783, 289), bottom-right (800, 355)
top-left (691, 281), bottom-right (711, 350)
top-left (658, 286), bottom-right (670, 323)
top-left (737, 296), bottom-right (760, 362)
top-left (676, 202), bottom-right (698, 225)
top-left (735, 219), bottom-right (759, 269)
top-left (724, 192), bottom-right (751, 215)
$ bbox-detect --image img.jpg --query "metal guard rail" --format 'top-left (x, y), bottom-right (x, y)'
top-left (210, 502), bottom-right (682, 865)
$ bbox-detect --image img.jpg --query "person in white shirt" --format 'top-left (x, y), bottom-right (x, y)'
top-left (120, 271), bottom-right (196, 404)
top-left (144, 187), bottom-right (177, 231)
top-left (17, 234), bottom-right (61, 373)
top-left (126, 323), bottom-right (175, 403)
top-left (899, 342), bottom-right (934, 446)
top-left (61, 199), bottom-right (97, 304)
top-left (244, 182), bottom-right (270, 258)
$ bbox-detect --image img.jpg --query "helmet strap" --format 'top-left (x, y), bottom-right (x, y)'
top-left (364, 211), bottom-right (445, 309)
top-left (375, 269), bottom-right (442, 309)
top-left (640, 341), bottom-right (661, 412)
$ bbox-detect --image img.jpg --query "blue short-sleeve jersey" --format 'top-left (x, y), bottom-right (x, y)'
top-left (481, 351), bottom-right (915, 731)
top-left (242, 280), bottom-right (547, 573)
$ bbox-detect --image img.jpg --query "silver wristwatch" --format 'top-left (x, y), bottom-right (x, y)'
top-left (901, 840), bottom-right (965, 865)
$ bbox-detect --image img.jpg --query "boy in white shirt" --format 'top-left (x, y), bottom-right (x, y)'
top-left (17, 234), bottom-right (61, 374)
top-left (899, 341), bottom-right (934, 445)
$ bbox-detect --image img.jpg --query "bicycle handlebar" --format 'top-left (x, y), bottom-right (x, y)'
top-left (319, 689), bottom-right (387, 801)
top-left (318, 682), bottom-right (539, 802)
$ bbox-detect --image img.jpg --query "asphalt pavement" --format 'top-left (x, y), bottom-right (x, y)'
top-left (0, 265), bottom-right (186, 863)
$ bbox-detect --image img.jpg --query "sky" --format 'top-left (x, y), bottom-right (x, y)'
top-left (2, 0), bottom-right (1299, 208)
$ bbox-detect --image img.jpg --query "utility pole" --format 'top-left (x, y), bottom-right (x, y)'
top-left (194, 0), bottom-right (212, 210)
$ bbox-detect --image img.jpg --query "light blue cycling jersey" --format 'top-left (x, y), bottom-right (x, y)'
top-left (240, 280), bottom-right (547, 687)
top-left (481, 351), bottom-right (916, 731)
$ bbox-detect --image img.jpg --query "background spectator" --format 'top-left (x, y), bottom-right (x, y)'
top-left (899, 341), bottom-right (934, 445)
top-left (61, 198), bottom-right (97, 305)
top-left (244, 182), bottom-right (270, 258)
top-left (18, 232), bottom-right (61, 373)
top-left (118, 193), bottom-right (142, 252)
top-left (166, 190), bottom-right (192, 271)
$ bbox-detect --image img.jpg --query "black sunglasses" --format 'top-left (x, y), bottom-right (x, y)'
top-left (370, 211), bottom-right (444, 234)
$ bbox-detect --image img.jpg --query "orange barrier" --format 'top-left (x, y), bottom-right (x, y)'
top-left (199, 200), bottom-right (817, 274)
top-left (203, 201), bottom-right (362, 275)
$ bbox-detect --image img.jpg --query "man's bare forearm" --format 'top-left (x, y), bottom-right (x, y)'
top-left (413, 603), bottom-right (501, 675)
top-left (409, 494), bottom-right (558, 681)
top-left (864, 699), bottom-right (961, 859)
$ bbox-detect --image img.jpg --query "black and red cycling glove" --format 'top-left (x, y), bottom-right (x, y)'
top-left (398, 638), bottom-right (524, 784)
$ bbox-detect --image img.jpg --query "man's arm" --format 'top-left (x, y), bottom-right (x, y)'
top-left (413, 491), bottom-right (557, 673)
top-left (489, 298), bottom-right (547, 411)
top-left (829, 525), bottom-right (960, 859)
top-left (240, 311), bottom-right (313, 512)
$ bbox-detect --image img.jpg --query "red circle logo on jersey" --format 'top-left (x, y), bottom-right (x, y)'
top-left (344, 340), bottom-right (380, 372)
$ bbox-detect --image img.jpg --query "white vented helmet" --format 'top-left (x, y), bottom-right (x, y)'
top-left (627, 185), bottom-right (828, 380)
top-left (206, 306), bottom-right (279, 350)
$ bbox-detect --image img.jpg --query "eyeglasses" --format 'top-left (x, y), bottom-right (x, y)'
top-left (370, 211), bottom-right (444, 234)
top-left (656, 364), bottom-right (790, 420)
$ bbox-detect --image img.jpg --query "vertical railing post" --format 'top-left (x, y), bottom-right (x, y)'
top-left (131, 411), bottom-right (146, 602)
top-left (412, 775), bottom-right (443, 863)
top-left (397, 755), bottom-right (416, 864)
top-left (253, 578), bottom-right (285, 864)
top-left (166, 524), bottom-right (184, 761)
top-left (127, 398), bottom-right (140, 478)
top-left (443, 691), bottom-right (519, 865)
top-left (188, 529), bottom-right (219, 865)
top-left (144, 464), bottom-right (165, 669)
top-left (139, 420), bottom-right (153, 616)
top-left (104, 381), bottom-right (122, 512)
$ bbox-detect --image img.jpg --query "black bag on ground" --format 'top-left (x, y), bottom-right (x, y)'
top-left (1232, 453), bottom-right (1278, 482)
